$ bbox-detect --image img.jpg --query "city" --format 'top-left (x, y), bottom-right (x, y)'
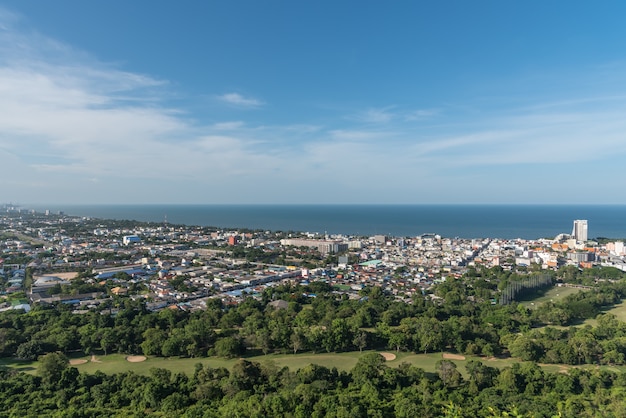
top-left (3, 1), bottom-right (626, 415)
top-left (2, 207), bottom-right (624, 315)
top-left (2, 206), bottom-right (626, 416)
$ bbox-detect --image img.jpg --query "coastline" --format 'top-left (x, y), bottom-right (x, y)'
top-left (25, 204), bottom-right (626, 240)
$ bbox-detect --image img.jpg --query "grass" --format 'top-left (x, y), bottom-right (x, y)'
top-left (63, 351), bottom-right (369, 375)
top-left (599, 301), bottom-right (626, 322)
top-left (520, 286), bottom-right (587, 310)
top-left (583, 300), bottom-right (626, 327)
top-left (72, 354), bottom-right (236, 375)
top-left (9, 349), bottom-right (623, 378)
top-left (520, 285), bottom-right (626, 328)
top-left (0, 358), bottom-right (36, 373)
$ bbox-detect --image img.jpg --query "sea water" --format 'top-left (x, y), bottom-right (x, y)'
top-left (33, 204), bottom-right (626, 240)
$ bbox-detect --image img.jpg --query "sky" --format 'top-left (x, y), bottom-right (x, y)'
top-left (1, 1), bottom-right (626, 205)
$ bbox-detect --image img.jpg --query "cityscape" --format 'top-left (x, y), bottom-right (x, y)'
top-left (3, 1), bottom-right (626, 416)
top-left (2, 206), bottom-right (624, 315)
top-left (2, 205), bottom-right (626, 416)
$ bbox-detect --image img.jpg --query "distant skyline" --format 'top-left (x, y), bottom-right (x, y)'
top-left (2, 1), bottom-right (626, 205)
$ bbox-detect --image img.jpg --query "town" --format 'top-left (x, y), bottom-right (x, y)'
top-left (1, 206), bottom-right (624, 315)
top-left (3, 206), bottom-right (626, 417)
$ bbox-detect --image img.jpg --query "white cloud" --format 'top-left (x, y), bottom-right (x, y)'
top-left (217, 92), bottom-right (264, 107)
top-left (405, 109), bottom-right (439, 120)
top-left (3, 7), bottom-right (626, 204)
top-left (358, 107), bottom-right (394, 123)
top-left (409, 104), bottom-right (626, 167)
top-left (0, 11), bottom-right (281, 201)
top-left (212, 121), bottom-right (245, 130)
top-left (330, 129), bottom-right (393, 141)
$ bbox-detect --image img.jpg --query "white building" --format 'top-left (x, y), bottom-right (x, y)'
top-left (572, 220), bottom-right (588, 243)
top-left (123, 235), bottom-right (141, 245)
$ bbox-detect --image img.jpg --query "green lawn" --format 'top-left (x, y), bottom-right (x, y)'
top-left (599, 301), bottom-right (626, 322)
top-left (65, 351), bottom-right (371, 375)
top-left (1, 350), bottom-right (594, 376)
top-left (521, 286), bottom-right (587, 310)
top-left (583, 301), bottom-right (626, 327)
top-left (62, 353), bottom-right (240, 375)
top-left (522, 286), bottom-right (626, 328)
top-left (6, 349), bottom-right (626, 377)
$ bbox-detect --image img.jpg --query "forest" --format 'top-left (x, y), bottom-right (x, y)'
top-left (2, 266), bottom-right (626, 416)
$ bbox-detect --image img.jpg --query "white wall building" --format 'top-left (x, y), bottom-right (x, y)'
top-left (572, 220), bottom-right (588, 242)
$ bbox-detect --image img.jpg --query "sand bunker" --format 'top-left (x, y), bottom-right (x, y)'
top-left (442, 353), bottom-right (466, 361)
top-left (380, 352), bottom-right (397, 361)
top-left (54, 272), bottom-right (79, 280)
top-left (69, 359), bottom-right (88, 365)
top-left (126, 355), bottom-right (147, 363)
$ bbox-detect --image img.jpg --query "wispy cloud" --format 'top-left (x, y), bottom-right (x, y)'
top-left (405, 109), bottom-right (439, 120)
top-left (409, 104), bottom-right (626, 167)
top-left (3, 6), bottom-right (626, 204)
top-left (356, 107), bottom-right (394, 123)
top-left (217, 92), bottom-right (264, 108)
top-left (212, 121), bottom-right (245, 130)
top-left (351, 107), bottom-right (439, 124)
top-left (0, 10), bottom-right (279, 199)
top-left (330, 129), bottom-right (393, 141)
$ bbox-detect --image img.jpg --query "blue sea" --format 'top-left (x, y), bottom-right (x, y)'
top-left (32, 204), bottom-right (626, 240)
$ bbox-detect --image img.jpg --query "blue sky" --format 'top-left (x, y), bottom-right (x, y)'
top-left (1, 1), bottom-right (626, 204)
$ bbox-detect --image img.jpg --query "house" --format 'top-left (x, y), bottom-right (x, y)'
top-left (268, 299), bottom-right (289, 310)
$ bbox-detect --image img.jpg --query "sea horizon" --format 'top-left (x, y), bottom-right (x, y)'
top-left (25, 203), bottom-right (626, 241)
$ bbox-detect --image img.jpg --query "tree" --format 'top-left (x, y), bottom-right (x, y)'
top-left (352, 352), bottom-right (387, 388)
top-left (465, 360), bottom-right (497, 390)
top-left (227, 360), bottom-right (263, 392)
top-left (38, 352), bottom-right (69, 386)
top-left (215, 336), bottom-right (245, 358)
top-left (436, 360), bottom-right (462, 388)
top-left (387, 329), bottom-right (407, 352)
top-left (291, 330), bottom-right (305, 354)
top-left (354, 331), bottom-right (368, 353)
top-left (141, 328), bottom-right (167, 356)
top-left (0, 328), bottom-right (18, 357)
top-left (508, 335), bottom-right (541, 362)
top-left (256, 328), bottom-right (272, 355)
top-left (569, 332), bottom-right (599, 364)
top-left (321, 318), bottom-right (355, 353)
top-left (161, 392), bottom-right (190, 413)
top-left (16, 340), bottom-right (46, 361)
top-left (100, 328), bottom-right (117, 355)
top-left (78, 323), bottom-right (98, 354)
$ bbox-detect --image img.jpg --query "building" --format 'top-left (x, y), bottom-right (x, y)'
top-left (280, 238), bottom-right (349, 254)
top-left (123, 235), bottom-right (141, 245)
top-left (572, 220), bottom-right (588, 243)
top-left (568, 251), bottom-right (594, 263)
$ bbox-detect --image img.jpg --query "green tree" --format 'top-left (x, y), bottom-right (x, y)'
top-left (508, 335), bottom-right (541, 362)
top-left (353, 330), bottom-right (368, 353)
top-left (465, 359), bottom-right (497, 390)
top-left (100, 328), bottom-right (117, 355)
top-left (38, 352), bottom-right (69, 386)
top-left (436, 360), bottom-right (462, 388)
top-left (141, 328), bottom-right (167, 356)
top-left (351, 352), bottom-right (387, 388)
top-left (215, 336), bottom-right (245, 358)
top-left (291, 330), bottom-right (305, 354)
top-left (16, 340), bottom-right (46, 361)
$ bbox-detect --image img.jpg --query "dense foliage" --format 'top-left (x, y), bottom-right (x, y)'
top-left (3, 273), bottom-right (626, 365)
top-left (2, 266), bottom-right (626, 415)
top-left (2, 353), bottom-right (626, 417)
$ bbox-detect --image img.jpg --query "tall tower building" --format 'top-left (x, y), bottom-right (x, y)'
top-left (572, 220), bottom-right (588, 242)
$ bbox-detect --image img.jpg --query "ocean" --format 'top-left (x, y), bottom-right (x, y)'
top-left (32, 204), bottom-right (626, 240)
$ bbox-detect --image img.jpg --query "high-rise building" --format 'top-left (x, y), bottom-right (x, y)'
top-left (572, 220), bottom-right (588, 242)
